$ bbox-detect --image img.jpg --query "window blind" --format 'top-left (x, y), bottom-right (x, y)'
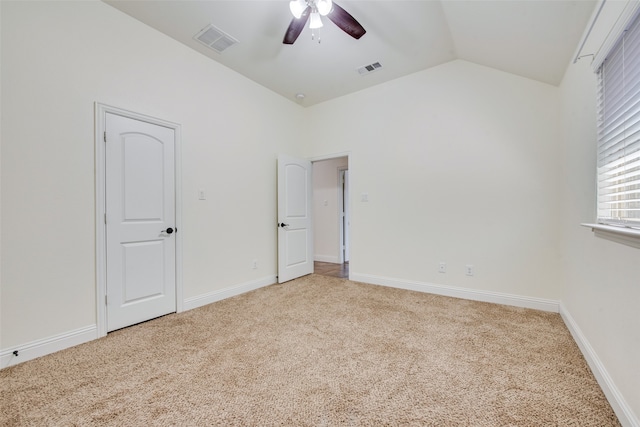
top-left (596, 10), bottom-right (640, 228)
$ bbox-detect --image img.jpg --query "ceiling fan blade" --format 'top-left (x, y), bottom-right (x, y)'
top-left (283, 6), bottom-right (311, 45)
top-left (327, 2), bottom-right (366, 40)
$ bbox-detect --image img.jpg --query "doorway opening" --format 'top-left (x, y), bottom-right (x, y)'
top-left (311, 155), bottom-right (350, 279)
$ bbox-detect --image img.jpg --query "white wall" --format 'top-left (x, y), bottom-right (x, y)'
top-left (307, 60), bottom-right (563, 301)
top-left (312, 157), bottom-right (348, 263)
top-left (560, 58), bottom-right (640, 423)
top-left (0, 1), bottom-right (3, 350)
top-left (0, 1), bottom-right (304, 349)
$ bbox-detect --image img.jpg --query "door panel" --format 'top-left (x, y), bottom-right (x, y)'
top-left (285, 164), bottom-right (307, 216)
top-left (285, 229), bottom-right (309, 266)
top-left (122, 241), bottom-right (165, 304)
top-left (278, 155), bottom-right (313, 283)
top-left (106, 112), bottom-right (176, 331)
top-left (123, 136), bottom-right (165, 220)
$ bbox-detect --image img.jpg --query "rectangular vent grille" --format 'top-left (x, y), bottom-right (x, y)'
top-left (357, 62), bottom-right (383, 75)
top-left (194, 24), bottom-right (239, 53)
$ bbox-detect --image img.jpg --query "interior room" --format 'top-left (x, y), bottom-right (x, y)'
top-left (1, 0), bottom-right (639, 425)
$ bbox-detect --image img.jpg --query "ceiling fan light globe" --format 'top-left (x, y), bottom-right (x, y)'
top-left (289, 0), bottom-right (305, 19)
top-left (317, 0), bottom-right (333, 16)
top-left (309, 12), bottom-right (323, 29)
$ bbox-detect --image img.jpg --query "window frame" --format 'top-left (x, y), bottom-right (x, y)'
top-left (583, 4), bottom-right (640, 247)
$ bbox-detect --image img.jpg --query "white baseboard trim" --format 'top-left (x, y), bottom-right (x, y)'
top-left (183, 275), bottom-right (277, 311)
top-left (560, 304), bottom-right (639, 427)
top-left (350, 273), bottom-right (560, 313)
top-left (0, 325), bottom-right (98, 369)
top-left (0, 276), bottom-right (276, 370)
top-left (314, 255), bottom-right (340, 263)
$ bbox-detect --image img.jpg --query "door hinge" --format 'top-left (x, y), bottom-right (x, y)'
top-left (104, 213), bottom-right (107, 224)
top-left (104, 131), bottom-right (107, 143)
top-left (105, 295), bottom-right (108, 305)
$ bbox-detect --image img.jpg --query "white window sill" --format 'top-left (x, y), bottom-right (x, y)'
top-left (581, 223), bottom-right (640, 249)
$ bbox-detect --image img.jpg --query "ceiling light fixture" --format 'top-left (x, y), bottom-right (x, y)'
top-left (309, 11), bottom-right (323, 29)
top-left (289, 0), bottom-right (333, 41)
top-left (283, 0), bottom-right (365, 45)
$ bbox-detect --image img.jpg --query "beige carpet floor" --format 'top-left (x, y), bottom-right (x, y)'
top-left (1, 274), bottom-right (620, 426)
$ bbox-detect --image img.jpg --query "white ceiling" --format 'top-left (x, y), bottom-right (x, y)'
top-left (104, 0), bottom-right (596, 107)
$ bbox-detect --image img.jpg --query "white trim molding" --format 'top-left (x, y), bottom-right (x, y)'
top-left (560, 304), bottom-right (639, 427)
top-left (183, 275), bottom-right (276, 311)
top-left (582, 223), bottom-right (640, 249)
top-left (592, 0), bottom-right (640, 71)
top-left (308, 151), bottom-right (352, 163)
top-left (0, 275), bottom-right (275, 369)
top-left (350, 273), bottom-right (560, 313)
top-left (0, 325), bottom-right (97, 369)
top-left (314, 255), bottom-right (340, 264)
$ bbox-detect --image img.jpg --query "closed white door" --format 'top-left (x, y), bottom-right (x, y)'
top-left (277, 154), bottom-right (313, 283)
top-left (105, 112), bottom-right (176, 331)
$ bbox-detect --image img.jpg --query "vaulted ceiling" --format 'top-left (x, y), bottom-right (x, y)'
top-left (104, 0), bottom-right (596, 106)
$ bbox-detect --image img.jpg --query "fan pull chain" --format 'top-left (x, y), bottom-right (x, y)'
top-left (311, 28), bottom-right (321, 43)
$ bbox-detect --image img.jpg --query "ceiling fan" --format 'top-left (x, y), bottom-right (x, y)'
top-left (283, 0), bottom-right (366, 44)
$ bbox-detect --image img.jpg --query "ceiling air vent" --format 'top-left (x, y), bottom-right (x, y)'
top-left (194, 24), bottom-right (239, 54)
top-left (357, 62), bottom-right (383, 75)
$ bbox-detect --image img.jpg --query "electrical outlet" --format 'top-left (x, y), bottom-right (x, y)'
top-left (466, 265), bottom-right (474, 276)
top-left (252, 259), bottom-right (258, 269)
top-left (438, 262), bottom-right (446, 273)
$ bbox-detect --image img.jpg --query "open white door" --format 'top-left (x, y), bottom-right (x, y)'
top-left (277, 154), bottom-right (313, 283)
top-left (105, 112), bottom-right (176, 331)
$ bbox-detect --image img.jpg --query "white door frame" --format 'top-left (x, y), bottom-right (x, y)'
top-left (337, 167), bottom-right (349, 264)
top-left (94, 103), bottom-right (183, 337)
top-left (309, 152), bottom-right (351, 278)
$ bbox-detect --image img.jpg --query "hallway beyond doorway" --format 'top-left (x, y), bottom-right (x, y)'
top-left (314, 261), bottom-right (349, 279)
